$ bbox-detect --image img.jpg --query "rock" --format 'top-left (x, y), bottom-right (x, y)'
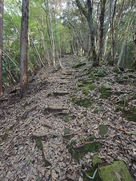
top-left (98, 160), bottom-right (132, 181)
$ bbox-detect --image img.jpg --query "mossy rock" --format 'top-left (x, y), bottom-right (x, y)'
top-left (98, 161), bottom-right (132, 181)
top-left (99, 84), bottom-right (112, 99)
top-left (72, 97), bottom-right (92, 108)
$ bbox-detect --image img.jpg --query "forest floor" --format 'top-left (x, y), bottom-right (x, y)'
top-left (0, 56), bottom-right (136, 181)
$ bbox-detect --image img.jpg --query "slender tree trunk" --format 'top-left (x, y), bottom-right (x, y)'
top-left (0, 0), bottom-right (4, 96)
top-left (99, 0), bottom-right (106, 62)
top-left (109, 0), bottom-right (117, 65)
top-left (45, 0), bottom-right (56, 69)
top-left (20, 0), bottom-right (29, 96)
top-left (87, 0), bottom-right (98, 66)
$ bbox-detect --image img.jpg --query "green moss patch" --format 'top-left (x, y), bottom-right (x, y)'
top-left (99, 125), bottom-right (108, 137)
top-left (123, 108), bottom-right (136, 122)
top-left (95, 68), bottom-right (107, 77)
top-left (99, 84), bottom-right (112, 99)
top-left (72, 97), bottom-right (92, 108)
top-left (67, 140), bottom-right (102, 162)
top-left (35, 139), bottom-right (43, 150)
top-left (87, 134), bottom-right (95, 142)
top-left (63, 114), bottom-right (70, 122)
top-left (92, 154), bottom-right (102, 167)
top-left (82, 84), bottom-right (95, 95)
top-left (98, 161), bottom-right (132, 181)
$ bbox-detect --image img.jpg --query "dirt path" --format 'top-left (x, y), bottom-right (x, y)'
top-left (0, 56), bottom-right (136, 181)
top-left (0, 56), bottom-right (81, 181)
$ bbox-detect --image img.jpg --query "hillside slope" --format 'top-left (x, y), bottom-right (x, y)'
top-left (0, 56), bottom-right (136, 181)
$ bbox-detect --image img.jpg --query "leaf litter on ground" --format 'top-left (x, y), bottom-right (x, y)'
top-left (0, 56), bottom-right (136, 181)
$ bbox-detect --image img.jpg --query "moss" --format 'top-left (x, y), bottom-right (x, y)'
top-left (35, 139), bottom-right (43, 150)
top-left (98, 161), bottom-right (132, 181)
top-left (72, 97), bottom-right (92, 108)
top-left (99, 125), bottom-right (108, 137)
top-left (123, 108), bottom-right (136, 122)
top-left (67, 141), bottom-right (102, 162)
top-left (95, 68), bottom-right (107, 77)
top-left (87, 134), bottom-right (95, 142)
top-left (63, 114), bottom-right (70, 122)
top-left (99, 84), bottom-right (112, 99)
top-left (92, 154), bottom-right (102, 167)
top-left (82, 84), bottom-right (95, 95)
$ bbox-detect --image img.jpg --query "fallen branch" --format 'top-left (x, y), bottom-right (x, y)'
top-left (43, 105), bottom-right (68, 114)
top-left (31, 133), bottom-right (59, 141)
top-left (47, 91), bottom-right (69, 97)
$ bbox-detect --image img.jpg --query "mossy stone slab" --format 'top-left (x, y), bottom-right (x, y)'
top-left (98, 161), bottom-right (132, 181)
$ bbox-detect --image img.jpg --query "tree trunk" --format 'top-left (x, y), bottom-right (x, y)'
top-left (98, 0), bottom-right (106, 62)
top-left (0, 0), bottom-right (4, 96)
top-left (20, 0), bottom-right (29, 96)
top-left (45, 0), bottom-right (56, 69)
top-left (87, 0), bottom-right (98, 66)
top-left (109, 0), bottom-right (117, 65)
